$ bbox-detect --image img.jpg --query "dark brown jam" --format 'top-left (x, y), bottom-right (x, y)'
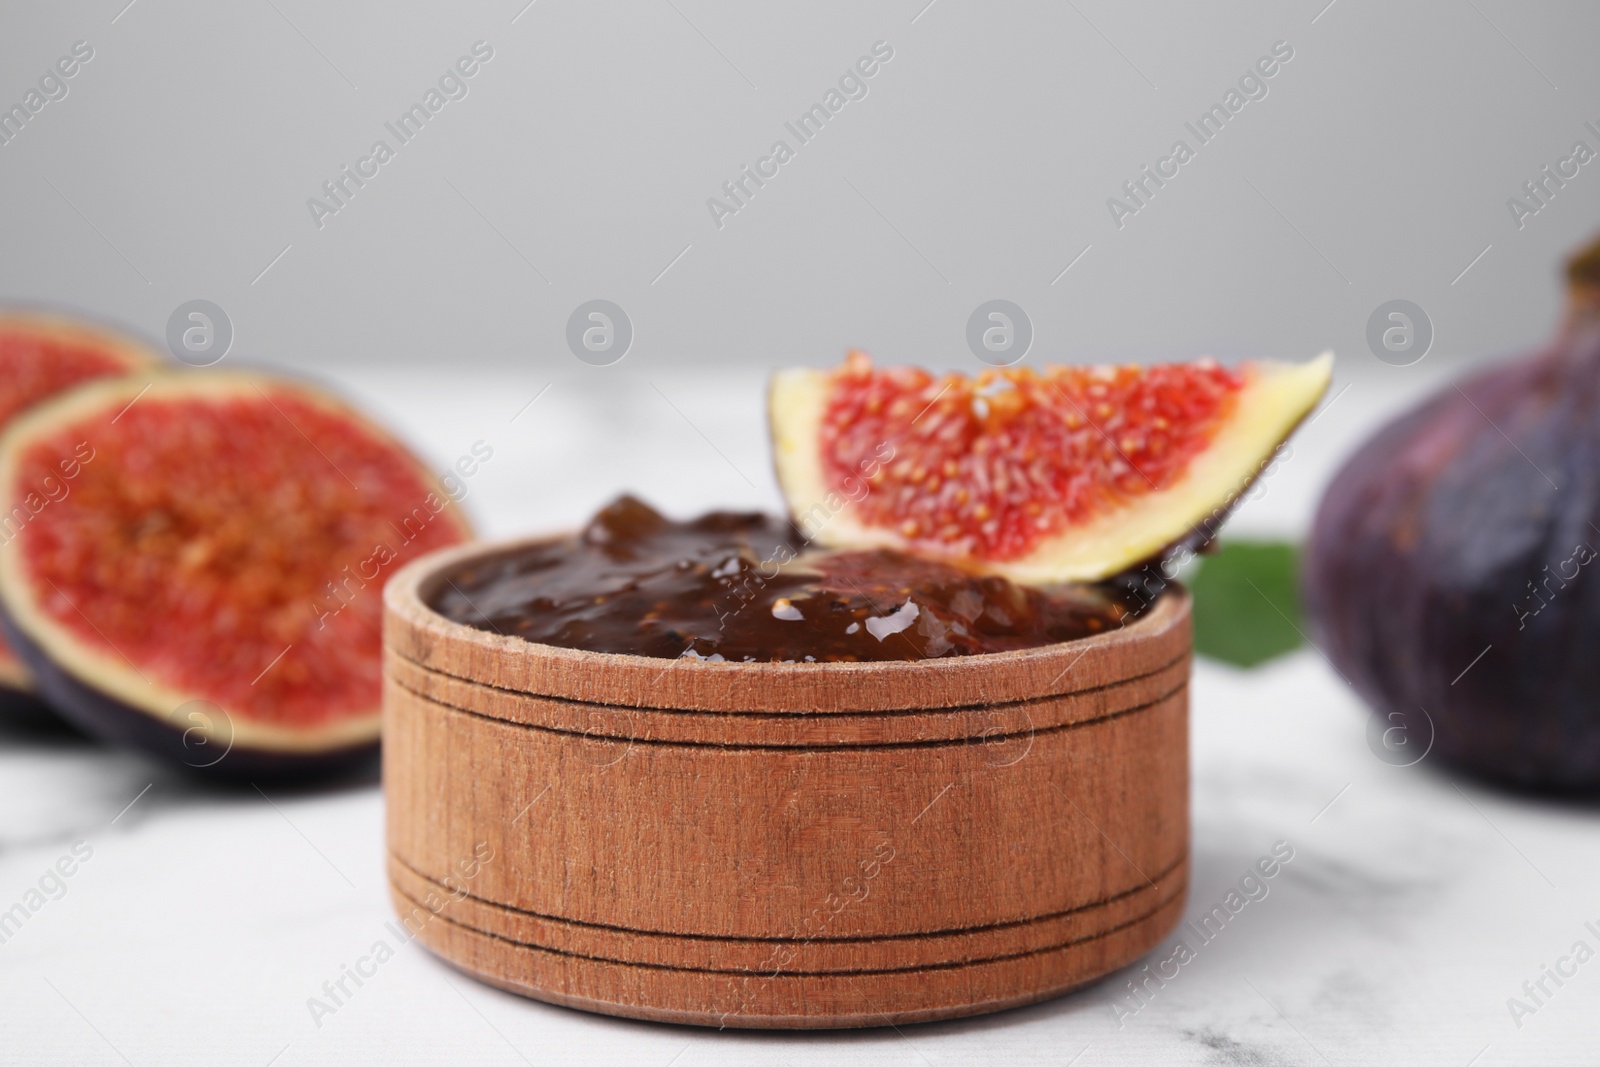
top-left (431, 496), bottom-right (1153, 662)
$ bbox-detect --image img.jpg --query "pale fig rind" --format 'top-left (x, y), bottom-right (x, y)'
top-left (0, 308), bottom-right (163, 699)
top-left (0, 607), bottom-right (377, 778)
top-left (0, 371), bottom-right (472, 776)
top-left (770, 354), bottom-right (1332, 584)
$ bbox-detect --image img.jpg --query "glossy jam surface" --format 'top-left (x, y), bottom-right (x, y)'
top-left (431, 496), bottom-right (1152, 662)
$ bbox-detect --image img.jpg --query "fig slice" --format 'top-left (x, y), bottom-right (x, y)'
top-left (771, 351), bottom-right (1331, 584)
top-left (0, 371), bottom-right (472, 775)
top-left (0, 310), bottom-right (162, 700)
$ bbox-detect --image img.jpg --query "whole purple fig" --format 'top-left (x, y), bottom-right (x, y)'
top-left (1306, 236), bottom-right (1600, 790)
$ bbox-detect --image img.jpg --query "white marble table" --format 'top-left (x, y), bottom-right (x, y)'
top-left (2, 362), bottom-right (1596, 1065)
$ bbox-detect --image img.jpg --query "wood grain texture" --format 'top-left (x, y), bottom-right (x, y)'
top-left (383, 537), bottom-right (1192, 1029)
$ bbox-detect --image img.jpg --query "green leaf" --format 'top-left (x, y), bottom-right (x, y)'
top-left (1187, 539), bottom-right (1304, 668)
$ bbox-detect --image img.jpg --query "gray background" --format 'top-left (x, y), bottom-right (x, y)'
top-left (2, 0), bottom-right (1598, 380)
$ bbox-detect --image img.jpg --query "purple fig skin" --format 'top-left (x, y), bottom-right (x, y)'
top-left (0, 681), bottom-right (59, 725)
top-left (0, 603), bottom-right (377, 782)
top-left (1305, 311), bottom-right (1600, 791)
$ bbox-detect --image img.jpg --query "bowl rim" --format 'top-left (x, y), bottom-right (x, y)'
top-left (383, 534), bottom-right (1190, 714)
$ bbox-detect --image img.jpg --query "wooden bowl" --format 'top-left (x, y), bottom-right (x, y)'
top-left (383, 537), bottom-right (1191, 1029)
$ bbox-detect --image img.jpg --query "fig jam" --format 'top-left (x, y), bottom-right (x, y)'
top-left (431, 496), bottom-right (1152, 662)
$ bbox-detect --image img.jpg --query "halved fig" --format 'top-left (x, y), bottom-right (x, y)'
top-left (0, 310), bottom-right (161, 704)
top-left (0, 371), bottom-right (472, 776)
top-left (771, 351), bottom-right (1331, 583)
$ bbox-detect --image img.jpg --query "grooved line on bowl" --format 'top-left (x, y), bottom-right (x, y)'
top-left (387, 646), bottom-right (1190, 718)
top-left (389, 851), bottom-right (1188, 945)
top-left (390, 876), bottom-right (1187, 977)
top-left (388, 673), bottom-right (1187, 751)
